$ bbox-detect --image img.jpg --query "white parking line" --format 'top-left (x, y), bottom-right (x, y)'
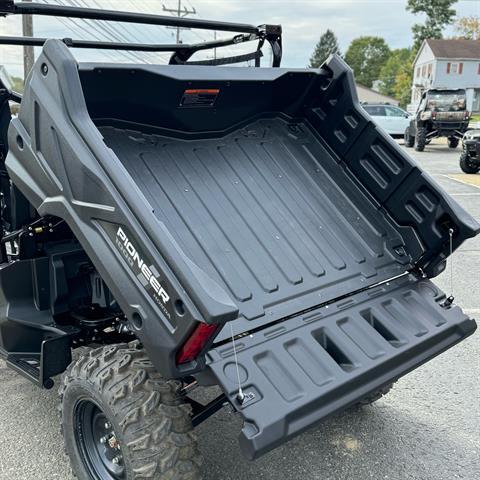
top-left (442, 174), bottom-right (480, 191)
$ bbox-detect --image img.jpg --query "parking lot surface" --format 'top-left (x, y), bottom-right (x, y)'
top-left (0, 140), bottom-right (479, 480)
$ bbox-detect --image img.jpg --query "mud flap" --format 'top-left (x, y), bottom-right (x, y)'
top-left (207, 274), bottom-right (476, 460)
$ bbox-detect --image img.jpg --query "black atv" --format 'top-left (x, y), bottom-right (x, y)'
top-left (0, 3), bottom-right (478, 480)
top-left (404, 88), bottom-right (470, 152)
top-left (460, 129), bottom-right (480, 174)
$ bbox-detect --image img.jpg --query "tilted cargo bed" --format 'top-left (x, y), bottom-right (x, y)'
top-left (98, 117), bottom-right (409, 342)
top-left (5, 39), bottom-right (478, 459)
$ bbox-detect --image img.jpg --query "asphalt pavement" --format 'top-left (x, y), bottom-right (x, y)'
top-left (0, 139), bottom-right (479, 480)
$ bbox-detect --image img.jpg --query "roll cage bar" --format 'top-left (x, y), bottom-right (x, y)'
top-left (0, 1), bottom-right (283, 67)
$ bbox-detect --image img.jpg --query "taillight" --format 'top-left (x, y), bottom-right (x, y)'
top-left (176, 323), bottom-right (218, 365)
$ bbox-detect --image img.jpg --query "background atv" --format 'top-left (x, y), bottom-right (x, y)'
top-left (460, 129), bottom-right (480, 174)
top-left (0, 3), bottom-right (478, 480)
top-left (405, 88), bottom-right (470, 152)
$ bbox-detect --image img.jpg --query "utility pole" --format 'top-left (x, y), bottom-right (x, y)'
top-left (22, 0), bottom-right (34, 79)
top-left (162, 1), bottom-right (196, 44)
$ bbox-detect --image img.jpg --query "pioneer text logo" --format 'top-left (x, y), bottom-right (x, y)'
top-left (116, 227), bottom-right (170, 305)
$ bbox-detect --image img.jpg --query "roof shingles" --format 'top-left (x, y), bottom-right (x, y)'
top-left (426, 39), bottom-right (480, 60)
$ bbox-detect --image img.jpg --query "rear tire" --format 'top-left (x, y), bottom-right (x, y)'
top-left (357, 383), bottom-right (394, 406)
top-left (60, 343), bottom-right (202, 480)
top-left (448, 137), bottom-right (459, 149)
top-left (404, 128), bottom-right (414, 148)
top-left (460, 152), bottom-right (480, 174)
top-left (414, 127), bottom-right (427, 152)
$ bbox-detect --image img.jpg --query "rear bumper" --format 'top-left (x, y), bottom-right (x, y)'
top-left (207, 274), bottom-right (476, 459)
top-left (431, 121), bottom-right (468, 133)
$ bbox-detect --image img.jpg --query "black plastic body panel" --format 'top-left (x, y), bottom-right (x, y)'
top-left (0, 256), bottom-right (79, 357)
top-left (5, 40), bottom-right (479, 378)
top-left (208, 274), bottom-right (477, 459)
top-left (6, 40), bottom-right (239, 378)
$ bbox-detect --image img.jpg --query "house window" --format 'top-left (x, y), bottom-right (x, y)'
top-left (427, 63), bottom-right (432, 77)
top-left (417, 67), bottom-right (421, 78)
top-left (422, 65), bottom-right (426, 77)
top-left (447, 62), bottom-right (463, 74)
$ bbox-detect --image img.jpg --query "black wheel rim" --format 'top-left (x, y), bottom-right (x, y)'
top-left (75, 400), bottom-right (126, 480)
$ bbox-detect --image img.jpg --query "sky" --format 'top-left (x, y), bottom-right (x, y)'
top-left (0, 0), bottom-right (479, 78)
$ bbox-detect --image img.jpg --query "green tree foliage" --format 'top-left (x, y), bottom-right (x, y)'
top-left (344, 36), bottom-right (390, 87)
top-left (393, 55), bottom-right (415, 108)
top-left (10, 76), bottom-right (24, 93)
top-left (378, 48), bottom-right (412, 98)
top-left (455, 15), bottom-right (480, 40)
top-left (309, 29), bottom-right (341, 68)
top-left (407, 0), bottom-right (457, 50)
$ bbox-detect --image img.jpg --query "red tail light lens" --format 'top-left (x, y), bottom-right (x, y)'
top-left (176, 323), bottom-right (218, 365)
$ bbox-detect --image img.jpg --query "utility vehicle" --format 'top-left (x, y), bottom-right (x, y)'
top-left (405, 88), bottom-right (470, 151)
top-left (0, 3), bottom-right (478, 480)
top-left (460, 130), bottom-right (480, 174)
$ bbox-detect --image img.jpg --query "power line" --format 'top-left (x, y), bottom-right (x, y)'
top-left (34, 2), bottom-right (122, 62)
top-left (20, 0), bottom-right (232, 67)
top-left (88, 1), bottom-right (152, 46)
top-left (46, 0), bottom-right (172, 64)
top-left (118, 0), bottom-right (170, 41)
top-left (38, 0), bottom-right (141, 63)
top-left (82, 0), bottom-right (175, 64)
top-left (54, 17), bottom-right (121, 61)
top-left (162, 0), bottom-right (196, 44)
top-left (52, 0), bottom-right (151, 63)
top-left (62, 0), bottom-right (150, 63)
top-left (101, 0), bottom-right (172, 63)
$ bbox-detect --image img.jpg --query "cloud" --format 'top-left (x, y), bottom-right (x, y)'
top-left (0, 0), bottom-right (478, 77)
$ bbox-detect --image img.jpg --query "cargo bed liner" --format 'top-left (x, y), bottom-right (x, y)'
top-left (101, 118), bottom-right (408, 340)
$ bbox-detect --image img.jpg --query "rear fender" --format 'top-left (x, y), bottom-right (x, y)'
top-left (5, 39), bottom-right (238, 378)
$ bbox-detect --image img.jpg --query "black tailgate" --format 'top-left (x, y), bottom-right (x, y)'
top-left (207, 274), bottom-right (476, 459)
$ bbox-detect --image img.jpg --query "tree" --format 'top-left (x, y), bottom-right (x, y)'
top-left (455, 15), bottom-right (480, 40)
top-left (407, 0), bottom-right (457, 50)
top-left (10, 76), bottom-right (24, 93)
top-left (309, 30), bottom-right (341, 68)
top-left (393, 54), bottom-right (415, 108)
top-left (378, 48), bottom-right (412, 98)
top-left (344, 36), bottom-right (390, 88)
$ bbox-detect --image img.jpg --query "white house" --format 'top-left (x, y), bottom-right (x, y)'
top-left (411, 39), bottom-right (480, 113)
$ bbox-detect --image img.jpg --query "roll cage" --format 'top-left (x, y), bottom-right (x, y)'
top-left (0, 0), bottom-right (283, 68)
